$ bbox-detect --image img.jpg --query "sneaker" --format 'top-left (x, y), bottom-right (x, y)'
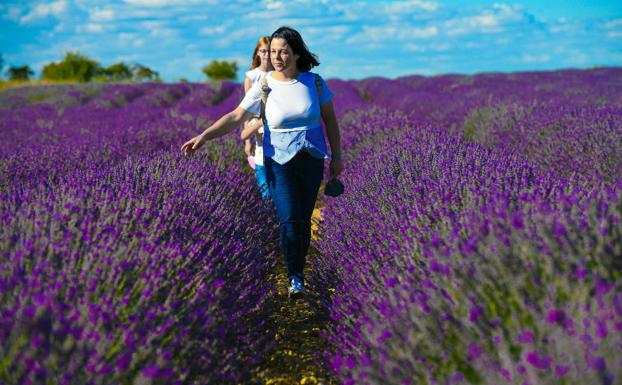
top-left (288, 275), bottom-right (305, 299)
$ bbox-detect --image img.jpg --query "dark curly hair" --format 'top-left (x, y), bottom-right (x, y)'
top-left (270, 26), bottom-right (319, 72)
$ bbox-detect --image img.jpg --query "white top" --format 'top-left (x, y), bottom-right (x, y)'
top-left (239, 71), bottom-right (334, 164)
top-left (244, 68), bottom-right (268, 166)
top-left (240, 71), bottom-right (333, 132)
top-left (245, 68), bottom-right (268, 86)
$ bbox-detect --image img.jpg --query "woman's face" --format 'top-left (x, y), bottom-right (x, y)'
top-left (257, 43), bottom-right (270, 67)
top-left (270, 38), bottom-right (299, 73)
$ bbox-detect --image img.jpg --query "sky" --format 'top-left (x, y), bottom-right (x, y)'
top-left (1, 0), bottom-right (621, 82)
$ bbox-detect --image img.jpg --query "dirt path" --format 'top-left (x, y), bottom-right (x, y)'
top-left (255, 209), bottom-right (340, 385)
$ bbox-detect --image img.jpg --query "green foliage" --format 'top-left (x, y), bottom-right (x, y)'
top-left (102, 62), bottom-right (132, 81)
top-left (202, 60), bottom-right (238, 81)
top-left (131, 63), bottom-right (160, 82)
top-left (7, 65), bottom-right (34, 81)
top-left (41, 51), bottom-right (101, 82)
top-left (40, 52), bottom-right (160, 83)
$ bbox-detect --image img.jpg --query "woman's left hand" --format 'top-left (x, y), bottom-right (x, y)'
top-left (181, 134), bottom-right (206, 157)
top-left (330, 159), bottom-right (344, 178)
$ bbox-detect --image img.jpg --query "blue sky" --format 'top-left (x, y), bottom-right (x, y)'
top-left (1, 0), bottom-right (621, 82)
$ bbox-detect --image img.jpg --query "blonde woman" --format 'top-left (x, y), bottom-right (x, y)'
top-left (243, 36), bottom-right (273, 199)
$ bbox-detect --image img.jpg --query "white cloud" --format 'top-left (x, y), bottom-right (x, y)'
top-left (1, 4), bottom-right (23, 21)
top-left (603, 18), bottom-right (622, 29)
top-left (411, 26), bottom-right (438, 38)
top-left (520, 53), bottom-right (551, 63)
top-left (603, 18), bottom-right (622, 39)
top-left (404, 42), bottom-right (451, 52)
top-left (141, 20), bottom-right (167, 29)
top-left (85, 23), bottom-right (104, 33)
top-left (346, 24), bottom-right (438, 45)
top-left (150, 28), bottom-right (178, 38)
top-left (123, 0), bottom-right (207, 7)
top-left (567, 49), bottom-right (588, 64)
top-left (119, 32), bottom-right (135, 41)
top-left (90, 7), bottom-right (115, 22)
top-left (265, 1), bottom-right (284, 10)
top-left (118, 33), bottom-right (146, 48)
top-left (200, 25), bottom-right (227, 36)
top-left (20, 0), bottom-right (68, 24)
top-left (124, 0), bottom-right (169, 6)
top-left (444, 3), bottom-right (526, 36)
top-left (305, 25), bottom-right (351, 41)
top-left (383, 0), bottom-right (439, 13)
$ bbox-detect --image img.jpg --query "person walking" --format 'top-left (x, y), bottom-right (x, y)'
top-left (181, 26), bottom-right (343, 299)
top-left (243, 35), bottom-right (273, 200)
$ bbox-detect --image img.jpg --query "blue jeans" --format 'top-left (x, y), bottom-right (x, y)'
top-left (254, 164), bottom-right (270, 200)
top-left (264, 151), bottom-right (324, 282)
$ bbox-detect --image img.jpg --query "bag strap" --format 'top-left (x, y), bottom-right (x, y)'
top-left (260, 76), bottom-right (269, 121)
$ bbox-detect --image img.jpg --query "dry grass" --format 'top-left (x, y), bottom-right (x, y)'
top-left (0, 79), bottom-right (81, 91)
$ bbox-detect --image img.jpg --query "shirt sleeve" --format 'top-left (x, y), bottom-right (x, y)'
top-left (239, 81), bottom-right (262, 116)
top-left (318, 75), bottom-right (334, 105)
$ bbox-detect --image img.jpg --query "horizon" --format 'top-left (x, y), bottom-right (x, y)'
top-left (1, 0), bottom-right (621, 82)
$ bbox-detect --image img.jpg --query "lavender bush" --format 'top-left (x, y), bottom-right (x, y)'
top-left (312, 68), bottom-right (622, 384)
top-left (1, 82), bottom-right (278, 384)
top-left (463, 102), bottom-right (622, 184)
top-left (313, 126), bottom-right (621, 384)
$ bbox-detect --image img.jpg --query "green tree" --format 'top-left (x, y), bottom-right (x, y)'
top-left (103, 62), bottom-right (132, 81)
top-left (202, 60), bottom-right (238, 81)
top-left (131, 63), bottom-right (160, 82)
top-left (0, 54), bottom-right (4, 78)
top-left (41, 51), bottom-right (101, 82)
top-left (7, 65), bottom-right (34, 81)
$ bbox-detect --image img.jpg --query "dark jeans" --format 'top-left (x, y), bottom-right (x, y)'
top-left (264, 151), bottom-right (324, 282)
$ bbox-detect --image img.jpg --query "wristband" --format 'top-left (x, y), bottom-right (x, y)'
top-left (331, 151), bottom-right (342, 161)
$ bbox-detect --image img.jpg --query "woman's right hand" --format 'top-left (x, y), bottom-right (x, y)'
top-left (244, 139), bottom-right (255, 157)
top-left (240, 118), bottom-right (262, 141)
top-left (181, 134), bottom-right (206, 157)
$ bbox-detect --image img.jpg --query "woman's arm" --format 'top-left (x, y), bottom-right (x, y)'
top-left (321, 100), bottom-right (344, 177)
top-left (244, 138), bottom-right (255, 157)
top-left (181, 107), bottom-right (254, 157)
top-left (241, 118), bottom-right (263, 140)
top-left (243, 76), bottom-right (252, 93)
top-left (241, 75), bottom-right (264, 141)
top-left (242, 76), bottom-right (255, 156)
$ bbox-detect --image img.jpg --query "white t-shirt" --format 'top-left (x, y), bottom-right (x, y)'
top-left (245, 68), bottom-right (268, 87)
top-left (239, 71), bottom-right (334, 164)
top-left (244, 68), bottom-right (268, 166)
top-left (241, 71), bottom-right (333, 132)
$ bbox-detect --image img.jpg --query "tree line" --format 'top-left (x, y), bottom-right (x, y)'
top-left (0, 51), bottom-right (239, 83)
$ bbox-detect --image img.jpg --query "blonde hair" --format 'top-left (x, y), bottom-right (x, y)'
top-left (250, 36), bottom-right (270, 69)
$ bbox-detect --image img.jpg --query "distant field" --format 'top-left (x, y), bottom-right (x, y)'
top-left (1, 67), bottom-right (621, 384)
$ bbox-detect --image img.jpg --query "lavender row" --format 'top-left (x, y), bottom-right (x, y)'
top-left (1, 150), bottom-right (279, 384)
top-left (355, 67), bottom-right (622, 129)
top-left (463, 101), bottom-right (622, 185)
top-left (312, 122), bottom-right (621, 384)
top-left (0, 83), bottom-right (243, 190)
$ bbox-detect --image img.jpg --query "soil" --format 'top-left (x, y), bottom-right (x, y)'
top-left (254, 208), bottom-right (340, 385)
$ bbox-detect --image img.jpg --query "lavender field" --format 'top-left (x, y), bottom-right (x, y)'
top-left (1, 67), bottom-right (621, 384)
